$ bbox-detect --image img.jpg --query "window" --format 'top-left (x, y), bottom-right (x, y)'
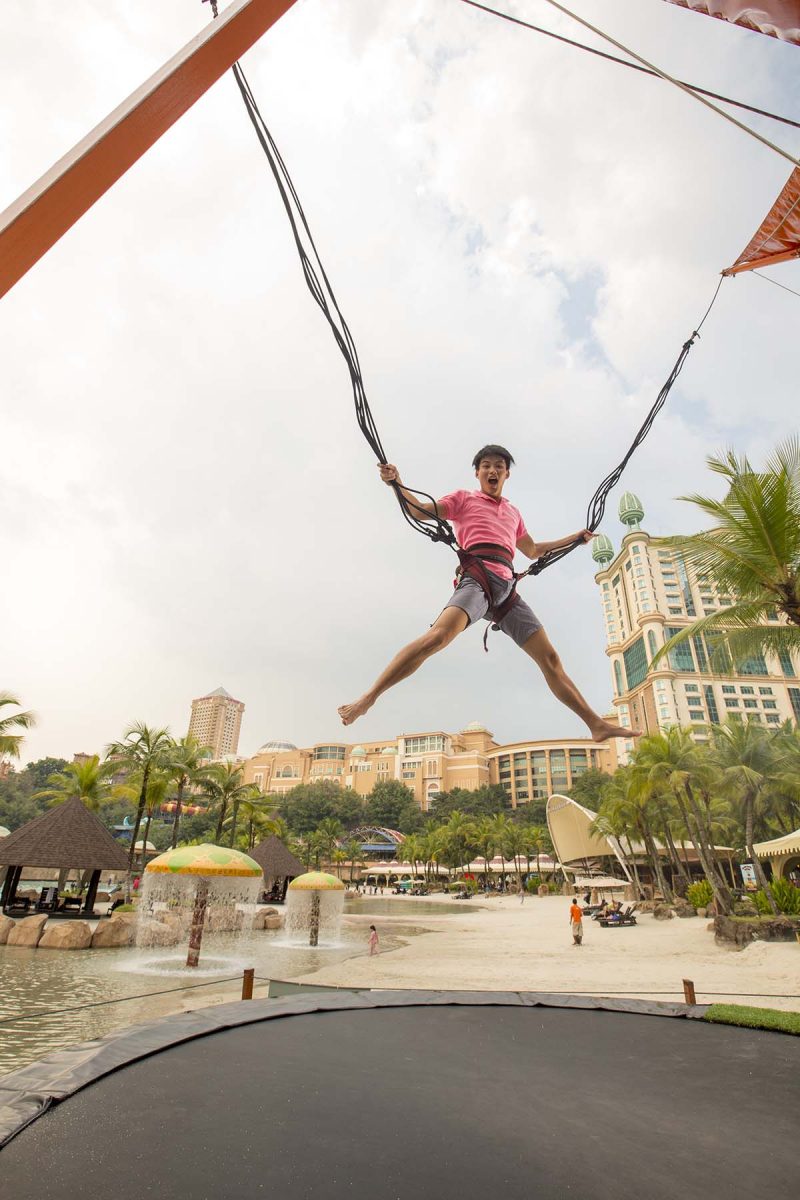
top-left (612, 574), bottom-right (620, 587)
top-left (738, 653), bottom-right (768, 676)
top-left (668, 607), bottom-right (683, 615)
top-left (313, 745), bottom-right (346, 760)
top-left (759, 687), bottom-right (773, 696)
top-left (766, 714), bottom-right (780, 725)
top-left (788, 688), bottom-right (800, 723)
top-left (722, 685), bottom-right (736, 694)
top-left (404, 735), bottom-right (445, 754)
top-left (570, 750), bottom-right (588, 776)
top-left (614, 660), bottom-right (623, 696)
top-left (625, 562), bottom-right (632, 572)
top-left (743, 699), bottom-right (758, 709)
top-left (665, 628), bottom-right (694, 673)
top-left (687, 697), bottom-right (703, 707)
top-left (690, 712), bottom-right (706, 721)
top-left (647, 630), bottom-right (658, 658)
top-left (692, 637), bottom-right (709, 674)
top-left (740, 686), bottom-right (754, 695)
top-left (704, 686), bottom-right (720, 724)
top-left (402, 760), bottom-right (422, 770)
top-left (685, 684), bottom-right (699, 693)
top-left (724, 698), bottom-right (739, 708)
top-left (763, 700), bottom-right (777, 710)
top-left (777, 650), bottom-right (795, 678)
top-left (623, 637), bottom-right (648, 690)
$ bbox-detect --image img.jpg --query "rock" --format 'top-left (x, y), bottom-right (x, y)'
top-left (652, 904), bottom-right (673, 921)
top-left (706, 921), bottom-right (716, 932)
top-left (39, 921), bottom-right (93, 950)
top-left (264, 914), bottom-right (282, 930)
top-left (637, 900), bottom-right (658, 913)
top-left (0, 914), bottom-right (15, 945)
top-left (538, 885), bottom-right (548, 897)
top-left (696, 907), bottom-right (707, 919)
top-left (714, 915), bottom-right (757, 949)
top-left (734, 899), bottom-right (759, 917)
top-left (7, 914), bottom-right (49, 947)
top-left (673, 906), bottom-right (696, 918)
top-left (137, 921), bottom-right (180, 947)
top-left (154, 911), bottom-right (184, 932)
top-left (91, 914), bottom-right (137, 948)
top-left (251, 907), bottom-right (281, 930)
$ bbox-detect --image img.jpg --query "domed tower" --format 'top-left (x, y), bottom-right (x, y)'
top-left (591, 533), bottom-right (614, 565)
top-left (618, 492), bottom-right (644, 530)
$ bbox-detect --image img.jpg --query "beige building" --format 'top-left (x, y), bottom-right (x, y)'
top-left (592, 493), bottom-right (800, 759)
top-left (187, 686), bottom-right (245, 759)
top-left (242, 723), bottom-right (615, 812)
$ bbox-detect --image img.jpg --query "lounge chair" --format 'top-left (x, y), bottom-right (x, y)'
top-left (598, 903), bottom-right (638, 927)
top-left (36, 887), bottom-right (60, 912)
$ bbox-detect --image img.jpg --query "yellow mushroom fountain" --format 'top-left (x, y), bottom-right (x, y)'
top-left (286, 871), bottom-right (345, 947)
top-left (143, 843), bottom-right (262, 968)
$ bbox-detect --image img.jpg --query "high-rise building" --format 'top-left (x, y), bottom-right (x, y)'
top-left (187, 687), bottom-right (245, 759)
top-left (592, 493), bottom-right (800, 760)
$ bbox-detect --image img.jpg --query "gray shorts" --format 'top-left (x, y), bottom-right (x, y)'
top-left (444, 571), bottom-right (543, 648)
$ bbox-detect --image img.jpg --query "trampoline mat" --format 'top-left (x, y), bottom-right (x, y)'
top-left (2, 1004), bottom-right (796, 1199)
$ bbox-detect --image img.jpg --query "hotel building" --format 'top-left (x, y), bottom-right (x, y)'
top-left (242, 725), bottom-right (614, 812)
top-left (187, 686), bottom-right (245, 760)
top-left (592, 493), bottom-right (800, 759)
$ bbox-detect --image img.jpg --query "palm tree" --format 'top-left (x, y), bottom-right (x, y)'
top-left (162, 736), bottom-right (214, 849)
top-left (0, 692), bottom-right (36, 759)
top-left (473, 817), bottom-right (498, 887)
top-left (652, 439), bottom-right (800, 672)
top-left (709, 720), bottom-right (781, 913)
top-left (441, 811), bottom-right (477, 874)
top-left (589, 798), bottom-right (643, 897)
top-left (524, 824), bottom-right (552, 880)
top-left (400, 834), bottom-right (423, 883)
top-left (201, 762), bottom-right (255, 845)
top-left (342, 837), bottom-right (365, 885)
top-left (137, 771), bottom-right (171, 873)
top-left (237, 796), bottom-right (281, 850)
top-left (33, 755), bottom-right (114, 811)
top-left (501, 824), bottom-right (528, 892)
top-left (316, 817), bottom-right (344, 867)
top-left (632, 730), bottom-right (733, 913)
top-left (106, 723), bottom-right (173, 890)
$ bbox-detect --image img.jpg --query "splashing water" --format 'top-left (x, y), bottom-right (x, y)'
top-left (136, 873), bottom-right (262, 966)
top-left (283, 888), bottom-right (345, 947)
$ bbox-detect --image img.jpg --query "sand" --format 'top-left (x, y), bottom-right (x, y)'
top-left (291, 893), bottom-right (800, 1012)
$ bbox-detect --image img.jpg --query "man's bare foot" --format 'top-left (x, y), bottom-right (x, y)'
top-left (338, 696), bottom-right (374, 726)
top-left (589, 719), bottom-right (642, 743)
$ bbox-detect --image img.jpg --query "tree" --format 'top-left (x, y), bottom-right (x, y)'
top-left (709, 720), bottom-right (780, 914)
top-left (439, 811), bottom-right (477, 873)
top-left (21, 757), bottom-right (69, 790)
top-left (162, 736), bottom-right (214, 849)
top-left (342, 837), bottom-right (365, 884)
top-left (429, 784), bottom-right (510, 821)
top-left (632, 729), bottom-right (733, 914)
top-left (365, 780), bottom-right (421, 832)
top-left (566, 768), bottom-right (612, 809)
top-left (200, 762), bottom-right (255, 844)
top-left (653, 439), bottom-right (800, 672)
top-left (0, 693), bottom-right (36, 759)
top-left (279, 782), bottom-right (341, 835)
top-left (316, 817), bottom-right (344, 866)
top-left (106, 723), bottom-right (173, 889)
top-left (33, 755), bottom-right (115, 811)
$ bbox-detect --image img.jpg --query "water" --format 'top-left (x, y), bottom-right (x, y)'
top-left (0, 894), bottom-right (442, 1077)
top-left (284, 888), bottom-right (345, 946)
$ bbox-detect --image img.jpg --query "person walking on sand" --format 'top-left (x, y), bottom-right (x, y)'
top-left (368, 924), bottom-right (379, 956)
top-left (338, 446), bottom-right (640, 742)
top-left (569, 898), bottom-right (584, 946)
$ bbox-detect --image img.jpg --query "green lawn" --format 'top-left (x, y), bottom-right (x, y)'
top-left (705, 1004), bottom-right (800, 1035)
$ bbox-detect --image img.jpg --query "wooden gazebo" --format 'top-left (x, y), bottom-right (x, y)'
top-left (249, 835), bottom-right (303, 903)
top-left (0, 797), bottom-right (129, 916)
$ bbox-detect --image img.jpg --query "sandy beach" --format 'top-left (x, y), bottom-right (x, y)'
top-left (293, 893), bottom-right (800, 1011)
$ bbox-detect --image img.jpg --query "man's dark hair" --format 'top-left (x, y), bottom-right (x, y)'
top-left (472, 444), bottom-right (515, 470)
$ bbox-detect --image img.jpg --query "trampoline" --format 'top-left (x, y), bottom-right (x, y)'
top-left (1, 990), bottom-right (797, 1198)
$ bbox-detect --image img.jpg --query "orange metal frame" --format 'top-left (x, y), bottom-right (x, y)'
top-left (0, 0), bottom-right (298, 300)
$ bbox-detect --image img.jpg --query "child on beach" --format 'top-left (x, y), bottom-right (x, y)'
top-left (338, 446), bottom-right (639, 742)
top-left (368, 924), bottom-right (379, 956)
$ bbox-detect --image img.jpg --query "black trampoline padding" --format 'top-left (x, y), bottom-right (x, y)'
top-left (2, 1002), bottom-right (797, 1200)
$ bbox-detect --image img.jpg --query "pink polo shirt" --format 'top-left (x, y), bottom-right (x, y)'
top-left (437, 489), bottom-right (528, 579)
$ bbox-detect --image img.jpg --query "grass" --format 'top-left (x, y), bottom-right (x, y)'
top-left (705, 1004), bottom-right (800, 1036)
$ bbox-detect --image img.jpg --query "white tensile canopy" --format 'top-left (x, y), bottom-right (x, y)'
top-left (546, 794), bottom-right (632, 882)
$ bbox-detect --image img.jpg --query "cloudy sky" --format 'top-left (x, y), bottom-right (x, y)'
top-left (2, 0), bottom-right (798, 765)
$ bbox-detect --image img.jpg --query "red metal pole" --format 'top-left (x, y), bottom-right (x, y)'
top-left (0, 0), bottom-right (298, 300)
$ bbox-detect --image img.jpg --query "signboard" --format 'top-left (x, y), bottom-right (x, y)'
top-left (739, 863), bottom-right (758, 891)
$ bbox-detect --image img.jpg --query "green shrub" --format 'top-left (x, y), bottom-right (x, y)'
top-left (753, 890), bottom-right (772, 914)
top-left (113, 903), bottom-right (137, 913)
top-left (769, 877), bottom-right (800, 915)
top-left (686, 880), bottom-right (713, 909)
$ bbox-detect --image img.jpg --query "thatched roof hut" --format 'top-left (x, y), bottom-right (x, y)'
top-left (249, 835), bottom-right (303, 901)
top-left (0, 797), bottom-right (128, 915)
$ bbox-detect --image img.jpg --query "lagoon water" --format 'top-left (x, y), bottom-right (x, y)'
top-left (0, 899), bottom-right (420, 1076)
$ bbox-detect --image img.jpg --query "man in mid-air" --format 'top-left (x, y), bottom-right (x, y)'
top-left (338, 444), bottom-right (639, 744)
